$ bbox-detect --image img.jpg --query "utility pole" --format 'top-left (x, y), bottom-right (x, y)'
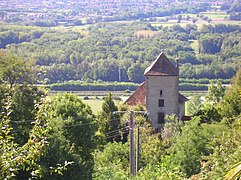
top-left (136, 126), bottom-right (140, 174)
top-left (118, 67), bottom-right (122, 82)
top-left (129, 111), bottom-right (135, 175)
top-left (113, 110), bottom-right (147, 176)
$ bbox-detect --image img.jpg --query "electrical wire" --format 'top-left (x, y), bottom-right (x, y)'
top-left (5, 117), bottom-right (131, 133)
top-left (64, 122), bottom-right (97, 128)
top-left (11, 120), bottom-right (36, 124)
top-left (9, 117), bottom-right (122, 124)
top-left (106, 129), bottom-right (129, 139)
top-left (105, 126), bottom-right (129, 135)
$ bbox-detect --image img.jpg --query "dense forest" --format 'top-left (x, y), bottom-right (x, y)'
top-left (0, 52), bottom-right (241, 179)
top-left (1, 22), bottom-right (241, 85)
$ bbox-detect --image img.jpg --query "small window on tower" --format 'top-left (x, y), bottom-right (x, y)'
top-left (158, 99), bottom-right (164, 107)
top-left (160, 90), bottom-right (163, 96)
top-left (158, 112), bottom-right (165, 124)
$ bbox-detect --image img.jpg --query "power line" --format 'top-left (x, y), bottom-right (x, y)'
top-left (105, 126), bottom-right (129, 135)
top-left (64, 122), bottom-right (97, 128)
top-left (11, 120), bottom-right (35, 124)
top-left (6, 116), bottom-right (132, 134)
top-left (9, 117), bottom-right (122, 124)
top-left (106, 129), bottom-right (129, 139)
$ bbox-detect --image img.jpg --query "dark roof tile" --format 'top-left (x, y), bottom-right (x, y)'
top-left (124, 82), bottom-right (146, 106)
top-left (144, 52), bottom-right (178, 76)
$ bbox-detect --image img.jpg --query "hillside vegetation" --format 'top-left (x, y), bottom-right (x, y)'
top-left (1, 22), bottom-right (241, 85)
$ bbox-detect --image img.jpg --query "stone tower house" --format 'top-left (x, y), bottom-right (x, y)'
top-left (125, 52), bottom-right (188, 129)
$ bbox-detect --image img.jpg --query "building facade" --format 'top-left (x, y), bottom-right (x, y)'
top-left (125, 52), bottom-right (188, 129)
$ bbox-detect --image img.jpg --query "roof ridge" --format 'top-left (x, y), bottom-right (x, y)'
top-left (144, 52), bottom-right (178, 76)
top-left (144, 52), bottom-right (164, 75)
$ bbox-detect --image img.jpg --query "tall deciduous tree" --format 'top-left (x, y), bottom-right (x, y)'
top-left (186, 96), bottom-right (202, 116)
top-left (0, 51), bottom-right (44, 145)
top-left (0, 96), bottom-right (50, 179)
top-left (40, 93), bottom-right (97, 179)
top-left (205, 80), bottom-right (225, 103)
top-left (198, 34), bottom-right (223, 54)
top-left (221, 69), bottom-right (241, 118)
top-left (127, 63), bottom-right (145, 83)
top-left (168, 117), bottom-right (211, 177)
top-left (0, 51), bottom-right (35, 88)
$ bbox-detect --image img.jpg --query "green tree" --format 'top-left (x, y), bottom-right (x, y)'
top-left (196, 122), bottom-right (241, 179)
top-left (221, 69), bottom-right (241, 118)
top-left (94, 115), bottom-right (167, 179)
top-left (195, 103), bottom-right (222, 123)
top-left (161, 114), bottom-right (183, 141)
top-left (0, 51), bottom-right (35, 88)
top-left (168, 117), bottom-right (211, 177)
top-left (10, 85), bottom-right (44, 145)
top-left (98, 93), bottom-right (120, 143)
top-left (40, 93), bottom-right (97, 179)
top-left (93, 142), bottom-right (129, 179)
top-left (199, 34), bottom-right (223, 54)
top-left (0, 96), bottom-right (50, 179)
top-left (127, 63), bottom-right (145, 83)
top-left (186, 96), bottom-right (202, 116)
top-left (0, 51), bottom-right (44, 145)
top-left (205, 80), bottom-right (225, 103)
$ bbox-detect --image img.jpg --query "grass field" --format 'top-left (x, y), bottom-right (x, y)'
top-left (81, 98), bottom-right (123, 113)
top-left (200, 11), bottom-right (229, 19)
top-left (48, 91), bottom-right (130, 114)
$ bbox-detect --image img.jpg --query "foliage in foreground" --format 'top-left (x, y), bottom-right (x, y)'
top-left (39, 93), bottom-right (98, 179)
top-left (0, 96), bottom-right (50, 179)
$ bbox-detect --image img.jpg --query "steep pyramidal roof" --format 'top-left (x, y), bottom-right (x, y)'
top-left (144, 52), bottom-right (178, 76)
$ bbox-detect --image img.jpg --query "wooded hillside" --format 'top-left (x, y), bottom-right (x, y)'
top-left (1, 22), bottom-right (241, 84)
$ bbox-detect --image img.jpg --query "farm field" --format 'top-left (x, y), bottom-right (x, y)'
top-left (47, 11), bottom-right (241, 31)
top-left (82, 98), bottom-right (123, 113)
top-left (47, 91), bottom-right (131, 113)
top-left (151, 11), bottom-right (241, 28)
top-left (47, 90), bottom-right (207, 113)
top-left (200, 11), bottom-right (229, 19)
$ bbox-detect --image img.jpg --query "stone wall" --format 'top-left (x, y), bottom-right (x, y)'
top-left (146, 75), bottom-right (179, 129)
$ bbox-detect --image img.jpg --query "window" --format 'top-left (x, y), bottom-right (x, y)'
top-left (158, 99), bottom-right (164, 107)
top-left (158, 112), bottom-right (165, 124)
top-left (160, 90), bottom-right (163, 96)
